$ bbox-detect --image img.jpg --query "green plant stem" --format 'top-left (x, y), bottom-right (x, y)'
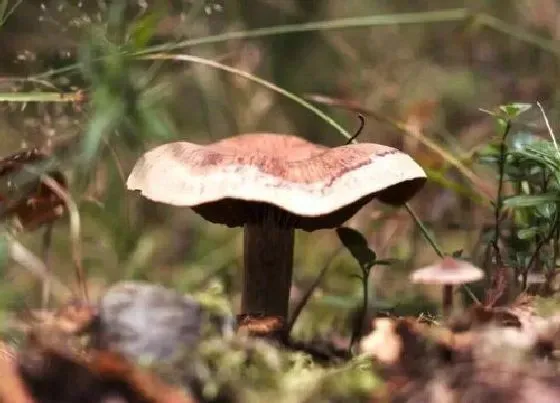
top-left (404, 202), bottom-right (444, 258)
top-left (40, 223), bottom-right (53, 309)
top-left (0, 0), bottom-right (22, 27)
top-left (493, 120), bottom-right (512, 249)
top-left (286, 247), bottom-right (342, 334)
top-left (523, 213), bottom-right (559, 290)
top-left (142, 9), bottom-right (470, 54)
top-left (32, 9), bottom-right (470, 80)
top-left (139, 53), bottom-right (353, 140)
top-left (30, 8), bottom-right (560, 81)
top-left (348, 267), bottom-right (370, 354)
top-left (476, 14), bottom-right (560, 57)
top-left (39, 174), bottom-right (88, 302)
top-left (359, 267), bottom-right (369, 345)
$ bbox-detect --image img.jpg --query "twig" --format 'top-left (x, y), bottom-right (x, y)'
top-left (40, 223), bottom-right (54, 309)
top-left (305, 94), bottom-right (492, 202)
top-left (140, 53), bottom-right (353, 141)
top-left (0, 76), bottom-right (59, 90)
top-left (482, 117), bottom-right (512, 306)
top-left (493, 118), bottom-right (512, 253)
top-left (102, 136), bottom-right (133, 233)
top-left (7, 235), bottom-right (73, 301)
top-left (537, 101), bottom-right (559, 152)
top-left (485, 117), bottom-right (511, 305)
top-left (461, 282), bottom-right (480, 305)
top-left (519, 103), bottom-right (560, 291)
top-left (0, 0), bottom-right (22, 27)
top-left (30, 8), bottom-right (560, 83)
top-left (405, 203), bottom-right (455, 314)
top-left (287, 247), bottom-right (342, 333)
top-left (349, 264), bottom-right (370, 353)
top-left (522, 216), bottom-right (559, 290)
top-left (553, 225), bottom-right (560, 275)
top-left (487, 115), bottom-right (511, 305)
top-left (102, 137), bottom-right (126, 185)
top-left (404, 202), bottom-right (444, 258)
top-left (40, 174), bottom-right (89, 303)
top-left (346, 114), bottom-right (365, 145)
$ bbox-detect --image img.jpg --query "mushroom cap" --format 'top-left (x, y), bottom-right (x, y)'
top-left (410, 257), bottom-right (484, 285)
top-left (127, 133), bottom-right (426, 231)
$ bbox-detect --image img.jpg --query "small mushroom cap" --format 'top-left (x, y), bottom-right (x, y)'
top-left (127, 133), bottom-right (426, 230)
top-left (410, 257), bottom-right (484, 285)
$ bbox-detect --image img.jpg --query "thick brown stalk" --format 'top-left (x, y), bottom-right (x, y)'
top-left (242, 220), bottom-right (294, 328)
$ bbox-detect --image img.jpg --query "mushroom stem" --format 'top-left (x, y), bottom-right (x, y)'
top-left (442, 284), bottom-right (453, 315)
top-left (242, 220), bottom-right (294, 327)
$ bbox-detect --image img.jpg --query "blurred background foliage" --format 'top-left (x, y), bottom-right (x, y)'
top-left (0, 0), bottom-right (559, 342)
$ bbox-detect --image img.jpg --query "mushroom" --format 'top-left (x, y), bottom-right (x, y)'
top-left (127, 133), bottom-right (426, 338)
top-left (410, 256), bottom-right (484, 315)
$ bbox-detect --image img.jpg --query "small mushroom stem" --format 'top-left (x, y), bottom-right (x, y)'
top-left (242, 219), bottom-right (294, 330)
top-left (41, 222), bottom-right (54, 309)
top-left (442, 284), bottom-right (453, 316)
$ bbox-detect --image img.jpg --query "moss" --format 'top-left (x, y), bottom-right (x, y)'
top-left (153, 334), bottom-right (381, 403)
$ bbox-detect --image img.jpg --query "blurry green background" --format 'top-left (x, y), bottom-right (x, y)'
top-left (0, 0), bottom-right (558, 340)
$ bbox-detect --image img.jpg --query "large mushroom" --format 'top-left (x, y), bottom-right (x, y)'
top-left (127, 133), bottom-right (426, 338)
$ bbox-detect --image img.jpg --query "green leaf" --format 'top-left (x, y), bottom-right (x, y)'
top-left (508, 131), bottom-right (540, 151)
top-left (81, 96), bottom-right (124, 164)
top-left (497, 117), bottom-right (508, 133)
top-left (517, 227), bottom-right (539, 240)
top-left (106, 0), bottom-right (127, 43)
top-left (479, 107), bottom-right (499, 117)
top-left (536, 203), bottom-right (557, 219)
top-left (499, 102), bottom-right (532, 119)
top-left (137, 102), bottom-right (174, 140)
top-left (128, 11), bottom-right (161, 50)
top-left (336, 227), bottom-right (376, 270)
top-left (480, 103), bottom-right (531, 123)
top-left (503, 193), bottom-right (560, 208)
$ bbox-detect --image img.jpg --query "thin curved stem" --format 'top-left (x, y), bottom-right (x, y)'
top-left (139, 53), bottom-right (353, 140)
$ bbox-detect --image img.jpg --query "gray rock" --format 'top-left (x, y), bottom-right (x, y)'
top-left (98, 281), bottom-right (202, 362)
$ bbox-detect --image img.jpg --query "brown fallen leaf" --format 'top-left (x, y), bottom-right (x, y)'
top-left (0, 341), bottom-right (35, 403)
top-left (88, 351), bottom-right (195, 403)
top-left (236, 314), bottom-right (285, 338)
top-left (19, 330), bottom-right (197, 403)
top-left (0, 148), bottom-right (67, 232)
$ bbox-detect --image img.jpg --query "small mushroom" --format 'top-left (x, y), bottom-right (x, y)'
top-left (410, 256), bottom-right (484, 315)
top-left (127, 133), bottom-right (426, 338)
